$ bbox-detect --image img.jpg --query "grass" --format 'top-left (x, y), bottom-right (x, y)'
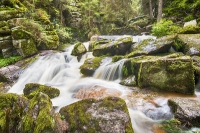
top-left (0, 56), bottom-right (23, 68)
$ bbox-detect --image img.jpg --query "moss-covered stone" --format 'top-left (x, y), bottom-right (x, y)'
top-left (0, 8), bottom-right (25, 21)
top-left (179, 25), bottom-right (200, 34)
top-left (128, 34), bottom-right (176, 58)
top-left (0, 21), bottom-right (11, 36)
top-left (71, 42), bottom-right (87, 56)
top-left (23, 83), bottom-right (60, 99)
top-left (11, 27), bottom-right (32, 39)
top-left (59, 97), bottom-right (134, 133)
top-left (168, 98), bottom-right (200, 127)
top-left (21, 92), bottom-right (56, 133)
top-left (0, 93), bottom-right (28, 133)
top-left (80, 57), bottom-right (103, 76)
top-left (93, 37), bottom-right (133, 56)
top-left (120, 76), bottom-right (137, 86)
top-left (177, 34), bottom-right (200, 56)
top-left (138, 55), bottom-right (194, 94)
top-left (12, 38), bottom-right (38, 57)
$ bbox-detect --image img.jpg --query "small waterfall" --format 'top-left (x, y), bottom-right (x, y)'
top-left (93, 58), bottom-right (127, 81)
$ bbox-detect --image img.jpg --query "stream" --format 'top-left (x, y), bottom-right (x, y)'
top-left (8, 35), bottom-right (200, 133)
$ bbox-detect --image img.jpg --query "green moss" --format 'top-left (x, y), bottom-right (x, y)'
top-left (21, 39), bottom-right (38, 57)
top-left (23, 83), bottom-right (60, 99)
top-left (159, 119), bottom-right (183, 133)
top-left (0, 56), bottom-right (23, 67)
top-left (122, 66), bottom-right (128, 77)
top-left (112, 55), bottom-right (125, 62)
top-left (179, 26), bottom-right (200, 34)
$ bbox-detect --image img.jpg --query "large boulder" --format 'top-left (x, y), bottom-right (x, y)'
top-left (20, 92), bottom-right (56, 133)
top-left (177, 34), bottom-right (200, 56)
top-left (0, 93), bottom-right (28, 133)
top-left (23, 83), bottom-right (60, 99)
top-left (93, 37), bottom-right (133, 56)
top-left (137, 55), bottom-right (194, 94)
top-left (128, 35), bottom-right (176, 58)
top-left (168, 98), bottom-right (200, 127)
top-left (59, 97), bottom-right (134, 133)
top-left (80, 57), bottom-right (104, 76)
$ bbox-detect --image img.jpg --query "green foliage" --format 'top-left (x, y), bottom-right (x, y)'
top-left (160, 119), bottom-right (183, 133)
top-left (122, 66), bottom-right (128, 77)
top-left (179, 25), bottom-right (200, 34)
top-left (151, 19), bottom-right (181, 37)
top-left (56, 27), bottom-right (72, 44)
top-left (0, 56), bottom-right (23, 67)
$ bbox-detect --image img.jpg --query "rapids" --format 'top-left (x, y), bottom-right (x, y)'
top-left (8, 35), bottom-right (199, 133)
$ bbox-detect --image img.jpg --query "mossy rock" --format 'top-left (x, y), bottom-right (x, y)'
top-left (0, 93), bottom-right (28, 133)
top-left (138, 55), bottom-right (194, 94)
top-left (0, 9), bottom-right (24, 21)
top-left (33, 9), bottom-right (51, 25)
top-left (127, 34), bottom-right (176, 58)
top-left (37, 32), bottom-right (59, 50)
top-left (168, 98), bottom-right (200, 127)
top-left (0, 24), bottom-right (11, 36)
top-left (11, 27), bottom-right (32, 39)
top-left (59, 97), bottom-right (134, 133)
top-left (93, 37), bottom-right (132, 56)
top-left (80, 57), bottom-right (103, 76)
top-left (0, 39), bottom-right (13, 49)
top-left (12, 38), bottom-right (38, 57)
top-left (120, 76), bottom-right (137, 86)
top-left (177, 34), bottom-right (200, 56)
top-left (23, 83), bottom-right (60, 99)
top-left (21, 92), bottom-right (56, 133)
top-left (1, 0), bottom-right (24, 8)
top-left (179, 26), bottom-right (200, 34)
top-left (71, 42), bottom-right (87, 56)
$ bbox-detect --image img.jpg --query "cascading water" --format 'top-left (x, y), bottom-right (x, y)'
top-left (8, 37), bottom-right (178, 133)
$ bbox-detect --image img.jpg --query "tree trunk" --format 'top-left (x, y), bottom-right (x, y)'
top-left (157, 0), bottom-right (163, 22)
top-left (149, 0), bottom-right (154, 20)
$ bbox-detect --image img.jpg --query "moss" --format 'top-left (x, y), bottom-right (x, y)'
top-left (21, 38), bottom-right (38, 57)
top-left (179, 25), bottom-right (200, 34)
top-left (112, 55), bottom-right (125, 62)
top-left (158, 119), bottom-right (183, 133)
top-left (0, 8), bottom-right (25, 21)
top-left (0, 55), bottom-right (23, 67)
top-left (23, 83), bottom-right (60, 99)
top-left (11, 28), bottom-right (32, 39)
top-left (122, 66), bottom-right (129, 77)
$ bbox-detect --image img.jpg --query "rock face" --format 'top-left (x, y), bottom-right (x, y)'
top-left (168, 98), bottom-right (200, 127)
top-left (80, 57), bottom-right (104, 76)
top-left (59, 97), bottom-right (134, 133)
top-left (93, 37), bottom-right (133, 56)
top-left (23, 83), bottom-right (60, 99)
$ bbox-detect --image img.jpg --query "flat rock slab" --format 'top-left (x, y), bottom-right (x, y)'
top-left (168, 97), bottom-right (200, 127)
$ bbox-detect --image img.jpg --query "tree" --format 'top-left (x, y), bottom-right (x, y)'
top-left (157, 0), bottom-right (163, 22)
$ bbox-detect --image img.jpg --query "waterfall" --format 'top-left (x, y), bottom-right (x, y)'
top-left (93, 58), bottom-right (127, 81)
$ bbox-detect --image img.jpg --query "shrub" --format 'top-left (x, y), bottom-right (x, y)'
top-left (151, 19), bottom-right (181, 37)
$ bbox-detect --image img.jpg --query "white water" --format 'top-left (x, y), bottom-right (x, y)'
top-left (8, 38), bottom-right (170, 133)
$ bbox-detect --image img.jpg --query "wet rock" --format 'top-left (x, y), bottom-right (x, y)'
top-left (137, 55), bottom-right (194, 94)
top-left (0, 65), bottom-right (21, 82)
top-left (0, 93), bottom-right (29, 133)
top-left (128, 34), bottom-right (176, 58)
top-left (93, 37), bottom-right (133, 56)
top-left (177, 34), bottom-right (200, 56)
top-left (74, 86), bottom-right (122, 99)
top-left (120, 76), bottom-right (137, 86)
top-left (71, 42), bottom-right (87, 56)
top-left (80, 57), bottom-right (104, 76)
top-left (21, 92), bottom-right (56, 133)
top-left (59, 97), bottom-right (134, 133)
top-left (23, 83), bottom-right (60, 99)
top-left (168, 98), bottom-right (200, 127)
